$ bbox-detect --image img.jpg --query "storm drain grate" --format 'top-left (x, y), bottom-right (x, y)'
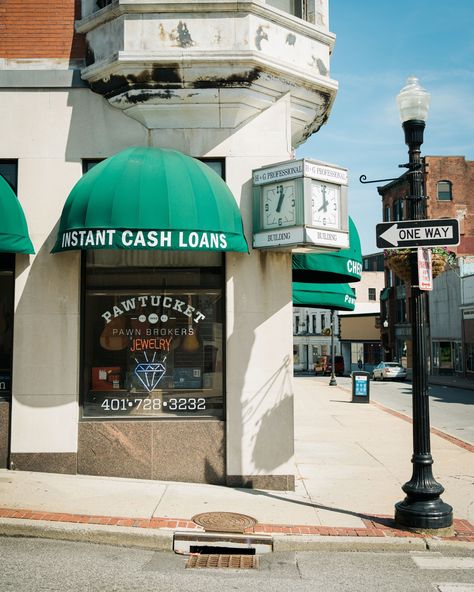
top-left (186, 554), bottom-right (259, 569)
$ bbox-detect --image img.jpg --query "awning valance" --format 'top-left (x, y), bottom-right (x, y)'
top-left (0, 175), bottom-right (34, 254)
top-left (292, 282), bottom-right (356, 311)
top-left (292, 217), bottom-right (362, 284)
top-left (52, 146), bottom-right (248, 253)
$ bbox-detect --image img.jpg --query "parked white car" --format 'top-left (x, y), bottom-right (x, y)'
top-left (371, 362), bottom-right (407, 381)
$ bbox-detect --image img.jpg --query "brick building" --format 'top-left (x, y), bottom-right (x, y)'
top-left (378, 156), bottom-right (474, 374)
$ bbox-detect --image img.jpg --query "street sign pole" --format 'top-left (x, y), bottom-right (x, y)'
top-left (391, 124), bottom-right (453, 533)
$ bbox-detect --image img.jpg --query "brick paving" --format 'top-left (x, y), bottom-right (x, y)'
top-left (0, 507), bottom-right (472, 541)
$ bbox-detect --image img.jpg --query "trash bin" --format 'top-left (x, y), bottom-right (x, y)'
top-left (352, 371), bottom-right (370, 403)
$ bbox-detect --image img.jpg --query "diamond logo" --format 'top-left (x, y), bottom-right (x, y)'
top-left (134, 356), bottom-right (166, 392)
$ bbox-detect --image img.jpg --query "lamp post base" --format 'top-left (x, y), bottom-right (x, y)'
top-left (395, 497), bottom-right (453, 532)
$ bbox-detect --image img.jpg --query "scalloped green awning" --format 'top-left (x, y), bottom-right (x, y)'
top-left (52, 146), bottom-right (248, 253)
top-left (292, 282), bottom-right (356, 311)
top-left (0, 175), bottom-right (34, 254)
top-left (292, 217), bottom-right (362, 283)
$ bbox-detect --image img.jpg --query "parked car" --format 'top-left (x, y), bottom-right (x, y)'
top-left (371, 361), bottom-right (407, 381)
top-left (314, 355), bottom-right (344, 376)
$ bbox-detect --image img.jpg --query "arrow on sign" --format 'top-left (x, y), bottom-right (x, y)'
top-left (376, 219), bottom-right (460, 249)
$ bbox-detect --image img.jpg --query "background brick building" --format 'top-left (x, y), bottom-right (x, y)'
top-left (378, 156), bottom-right (474, 374)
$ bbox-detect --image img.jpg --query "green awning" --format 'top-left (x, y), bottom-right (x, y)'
top-left (52, 146), bottom-right (248, 253)
top-left (380, 287), bottom-right (392, 301)
top-left (292, 282), bottom-right (356, 311)
top-left (0, 175), bottom-right (34, 254)
top-left (292, 217), bottom-right (362, 283)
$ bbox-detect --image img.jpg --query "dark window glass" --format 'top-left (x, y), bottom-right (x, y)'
top-left (393, 199), bottom-right (404, 221)
top-left (368, 288), bottom-right (376, 301)
top-left (0, 162), bottom-right (17, 401)
top-left (83, 159), bottom-right (103, 174)
top-left (437, 180), bottom-right (452, 201)
top-left (0, 160), bottom-right (17, 192)
top-left (82, 251), bottom-right (224, 419)
top-left (0, 258), bottom-right (14, 400)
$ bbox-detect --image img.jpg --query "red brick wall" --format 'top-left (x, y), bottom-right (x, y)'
top-left (0, 1), bottom-right (85, 60)
top-left (425, 156), bottom-right (474, 254)
top-left (379, 156), bottom-right (474, 255)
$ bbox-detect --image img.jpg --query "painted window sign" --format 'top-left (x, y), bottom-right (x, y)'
top-left (83, 288), bottom-right (223, 419)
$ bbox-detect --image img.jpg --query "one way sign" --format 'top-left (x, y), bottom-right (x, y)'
top-left (376, 218), bottom-right (460, 249)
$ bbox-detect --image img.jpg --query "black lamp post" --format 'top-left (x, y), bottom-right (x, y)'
top-left (329, 309), bottom-right (337, 386)
top-left (394, 77), bottom-right (453, 532)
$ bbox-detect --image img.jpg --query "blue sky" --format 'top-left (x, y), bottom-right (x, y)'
top-left (297, 0), bottom-right (474, 255)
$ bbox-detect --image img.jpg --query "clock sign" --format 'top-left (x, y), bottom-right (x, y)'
top-left (311, 181), bottom-right (340, 229)
top-left (263, 181), bottom-right (296, 229)
top-left (252, 158), bottom-right (349, 251)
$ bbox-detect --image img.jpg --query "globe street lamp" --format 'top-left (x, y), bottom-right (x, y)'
top-left (394, 77), bottom-right (453, 532)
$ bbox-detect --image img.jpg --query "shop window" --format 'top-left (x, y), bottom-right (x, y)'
top-left (453, 342), bottom-right (463, 373)
top-left (0, 161), bottom-right (17, 402)
top-left (0, 255), bottom-right (14, 400)
top-left (0, 160), bottom-right (17, 191)
top-left (82, 250), bottom-right (225, 419)
top-left (466, 343), bottom-right (474, 373)
top-left (368, 288), bottom-right (376, 301)
top-left (437, 180), bottom-right (452, 201)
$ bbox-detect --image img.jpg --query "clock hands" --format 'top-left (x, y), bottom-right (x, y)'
top-left (318, 185), bottom-right (329, 213)
top-left (275, 185), bottom-right (285, 213)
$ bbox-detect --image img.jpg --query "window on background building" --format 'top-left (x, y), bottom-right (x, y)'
top-left (294, 315), bottom-right (300, 334)
top-left (466, 343), bottom-right (474, 373)
top-left (384, 205), bottom-right (391, 222)
top-left (396, 298), bottom-right (406, 323)
top-left (393, 199), bottom-right (404, 221)
top-left (311, 314), bottom-right (317, 334)
top-left (437, 180), bottom-right (452, 201)
top-left (0, 161), bottom-right (18, 403)
top-left (321, 314), bottom-right (326, 331)
top-left (368, 288), bottom-right (376, 301)
top-left (293, 344), bottom-right (300, 365)
top-left (351, 343), bottom-right (364, 366)
top-left (454, 342), bottom-right (463, 373)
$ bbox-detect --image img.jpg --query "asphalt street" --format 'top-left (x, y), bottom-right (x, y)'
top-left (1, 537), bottom-right (474, 592)
top-left (332, 376), bottom-right (474, 445)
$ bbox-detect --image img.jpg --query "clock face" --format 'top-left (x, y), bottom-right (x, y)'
top-left (311, 181), bottom-right (340, 229)
top-left (262, 182), bottom-right (296, 229)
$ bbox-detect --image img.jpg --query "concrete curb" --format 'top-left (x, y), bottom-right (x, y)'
top-left (0, 518), bottom-right (173, 551)
top-left (272, 534), bottom-right (427, 552)
top-left (2, 517), bottom-right (472, 554)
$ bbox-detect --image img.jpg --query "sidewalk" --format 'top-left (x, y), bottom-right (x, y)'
top-left (0, 376), bottom-right (473, 551)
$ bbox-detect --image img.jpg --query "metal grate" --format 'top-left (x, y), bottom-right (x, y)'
top-left (186, 554), bottom-right (259, 569)
top-left (191, 511), bottom-right (257, 533)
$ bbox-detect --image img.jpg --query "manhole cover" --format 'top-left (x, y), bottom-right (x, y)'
top-left (186, 554), bottom-right (259, 569)
top-left (191, 511), bottom-right (257, 533)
